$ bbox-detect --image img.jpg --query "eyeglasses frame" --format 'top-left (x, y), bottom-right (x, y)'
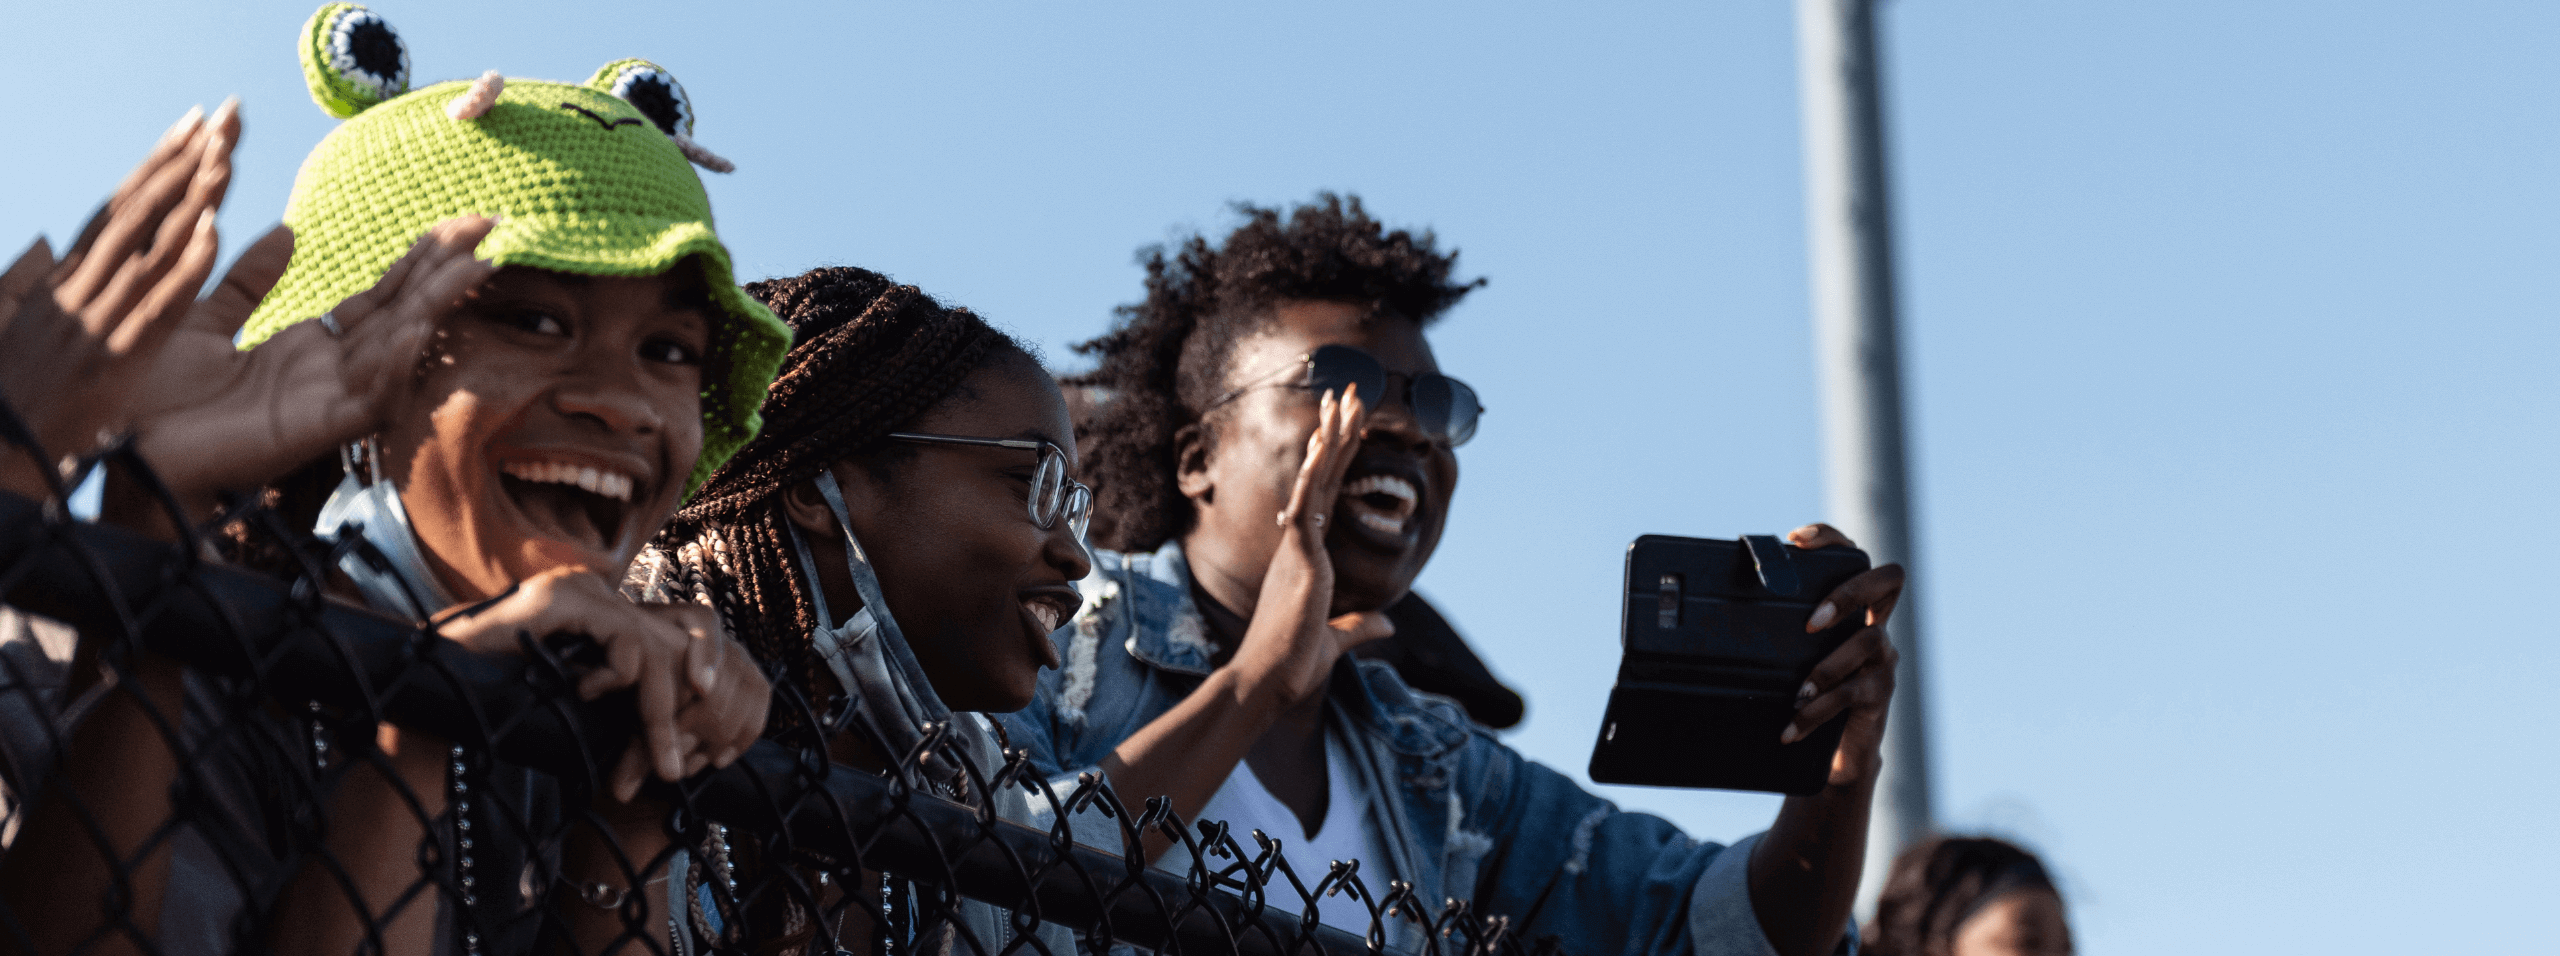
top-left (885, 432), bottom-right (1094, 538)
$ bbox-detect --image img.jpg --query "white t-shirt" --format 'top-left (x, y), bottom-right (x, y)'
top-left (1160, 732), bottom-right (1392, 932)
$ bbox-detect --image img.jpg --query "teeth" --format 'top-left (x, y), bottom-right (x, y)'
top-left (1359, 513), bottom-right (1405, 534)
top-left (501, 460), bottom-right (636, 502)
top-left (1026, 600), bottom-right (1063, 634)
top-left (1344, 474), bottom-right (1418, 504)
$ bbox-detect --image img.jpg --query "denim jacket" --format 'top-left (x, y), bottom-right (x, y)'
top-left (998, 541), bottom-right (1787, 956)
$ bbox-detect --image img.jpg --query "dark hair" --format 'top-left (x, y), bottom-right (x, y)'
top-left (628, 265), bottom-right (1032, 724)
top-left (1066, 193), bottom-right (1483, 552)
top-left (1867, 836), bottom-right (2068, 956)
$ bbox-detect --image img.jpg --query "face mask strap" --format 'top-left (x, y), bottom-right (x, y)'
top-left (810, 471), bottom-right (902, 643)
top-left (784, 471), bottom-right (958, 755)
top-left (313, 462), bottom-right (455, 621)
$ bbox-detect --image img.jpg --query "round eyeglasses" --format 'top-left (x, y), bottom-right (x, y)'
top-left (887, 432), bottom-right (1094, 540)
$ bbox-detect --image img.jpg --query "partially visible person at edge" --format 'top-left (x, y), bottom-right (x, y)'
top-left (1864, 838), bottom-right (2073, 956)
top-left (999, 194), bottom-right (1905, 956)
top-left (626, 266), bottom-right (1090, 952)
top-left (0, 6), bottom-right (788, 955)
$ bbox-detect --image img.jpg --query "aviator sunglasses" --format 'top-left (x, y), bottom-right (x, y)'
top-left (886, 433), bottom-right (1095, 541)
top-left (1205, 344), bottom-right (1483, 447)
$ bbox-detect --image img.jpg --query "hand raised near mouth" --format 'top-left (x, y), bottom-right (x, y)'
top-left (1225, 385), bottom-right (1397, 709)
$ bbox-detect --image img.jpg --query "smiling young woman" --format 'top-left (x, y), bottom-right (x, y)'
top-left (1005, 195), bottom-right (1907, 955)
top-left (163, 8), bottom-right (798, 956)
top-left (627, 266), bottom-right (1091, 952)
top-left (0, 17), bottom-right (796, 949)
top-left (390, 266), bottom-right (718, 596)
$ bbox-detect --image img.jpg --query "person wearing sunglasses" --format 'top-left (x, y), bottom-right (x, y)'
top-left (1002, 195), bottom-right (1903, 956)
top-left (628, 266), bottom-right (1088, 951)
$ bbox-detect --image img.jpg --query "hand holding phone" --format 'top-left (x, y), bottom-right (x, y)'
top-left (1587, 528), bottom-right (1893, 795)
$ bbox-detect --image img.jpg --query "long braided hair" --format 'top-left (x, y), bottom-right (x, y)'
top-left (626, 265), bottom-right (1029, 728)
top-left (1067, 193), bottom-right (1483, 553)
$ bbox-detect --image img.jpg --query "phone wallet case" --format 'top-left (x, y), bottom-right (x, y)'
top-left (1586, 534), bottom-right (1872, 795)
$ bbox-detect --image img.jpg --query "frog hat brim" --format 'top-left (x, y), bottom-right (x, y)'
top-left (245, 3), bottom-right (791, 500)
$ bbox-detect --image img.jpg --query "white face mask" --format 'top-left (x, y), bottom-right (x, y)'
top-left (784, 469), bottom-right (979, 788)
top-left (314, 438), bottom-right (455, 620)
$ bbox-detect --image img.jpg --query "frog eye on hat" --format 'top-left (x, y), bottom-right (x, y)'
top-left (589, 58), bottom-right (734, 173)
top-left (301, 3), bottom-right (410, 118)
top-left (592, 59), bottom-right (692, 137)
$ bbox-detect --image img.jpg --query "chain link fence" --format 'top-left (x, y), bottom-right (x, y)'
top-left (0, 396), bottom-right (1565, 956)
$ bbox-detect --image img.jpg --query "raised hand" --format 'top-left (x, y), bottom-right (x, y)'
top-left (1778, 522), bottom-right (1905, 785)
top-left (0, 102), bottom-right (236, 497)
top-left (433, 568), bottom-right (770, 801)
top-left (128, 215), bottom-right (498, 514)
top-left (1225, 385), bottom-right (1394, 708)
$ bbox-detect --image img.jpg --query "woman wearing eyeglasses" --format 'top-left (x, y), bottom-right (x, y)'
top-left (627, 265), bottom-right (1088, 952)
top-left (1002, 195), bottom-right (1906, 956)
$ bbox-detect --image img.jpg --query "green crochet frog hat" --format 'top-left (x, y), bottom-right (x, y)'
top-left (245, 3), bottom-right (792, 499)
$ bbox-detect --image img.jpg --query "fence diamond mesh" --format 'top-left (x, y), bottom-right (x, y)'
top-left (0, 397), bottom-right (1564, 956)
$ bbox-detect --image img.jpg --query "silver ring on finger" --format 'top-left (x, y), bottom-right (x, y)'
top-left (1312, 513), bottom-right (1326, 528)
top-left (316, 311), bottom-right (344, 338)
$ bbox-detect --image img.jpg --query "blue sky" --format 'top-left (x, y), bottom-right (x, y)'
top-left (6, 2), bottom-right (2556, 952)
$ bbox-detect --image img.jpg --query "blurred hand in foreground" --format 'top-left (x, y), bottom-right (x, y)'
top-left (0, 102), bottom-right (236, 498)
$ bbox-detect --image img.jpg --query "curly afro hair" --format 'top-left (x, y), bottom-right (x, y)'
top-left (1068, 193), bottom-right (1484, 553)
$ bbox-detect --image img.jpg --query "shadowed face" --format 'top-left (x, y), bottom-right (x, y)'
top-left (1183, 300), bottom-right (1460, 614)
top-left (789, 353), bottom-right (1095, 712)
top-left (382, 265), bottom-right (710, 602)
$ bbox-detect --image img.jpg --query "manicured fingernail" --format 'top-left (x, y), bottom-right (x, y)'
top-left (1796, 681), bottom-right (1817, 707)
top-left (207, 98), bottom-right (240, 137)
top-left (696, 664), bottom-right (718, 689)
top-left (1807, 602), bottom-right (1837, 631)
top-left (164, 105), bottom-right (204, 142)
top-left (1780, 723), bottom-right (1802, 744)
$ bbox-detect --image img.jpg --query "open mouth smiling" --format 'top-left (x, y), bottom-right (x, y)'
top-left (495, 456), bottom-right (645, 555)
top-left (1016, 586), bottom-right (1080, 670)
top-left (1338, 458), bottom-right (1427, 551)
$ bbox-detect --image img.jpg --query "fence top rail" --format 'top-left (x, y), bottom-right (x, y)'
top-left (0, 487), bottom-right (1558, 956)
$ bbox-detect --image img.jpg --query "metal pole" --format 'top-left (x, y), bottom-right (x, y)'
top-left (1793, 0), bottom-right (1934, 923)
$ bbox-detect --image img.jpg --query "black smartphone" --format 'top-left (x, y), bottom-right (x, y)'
top-left (1586, 534), bottom-right (1871, 795)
